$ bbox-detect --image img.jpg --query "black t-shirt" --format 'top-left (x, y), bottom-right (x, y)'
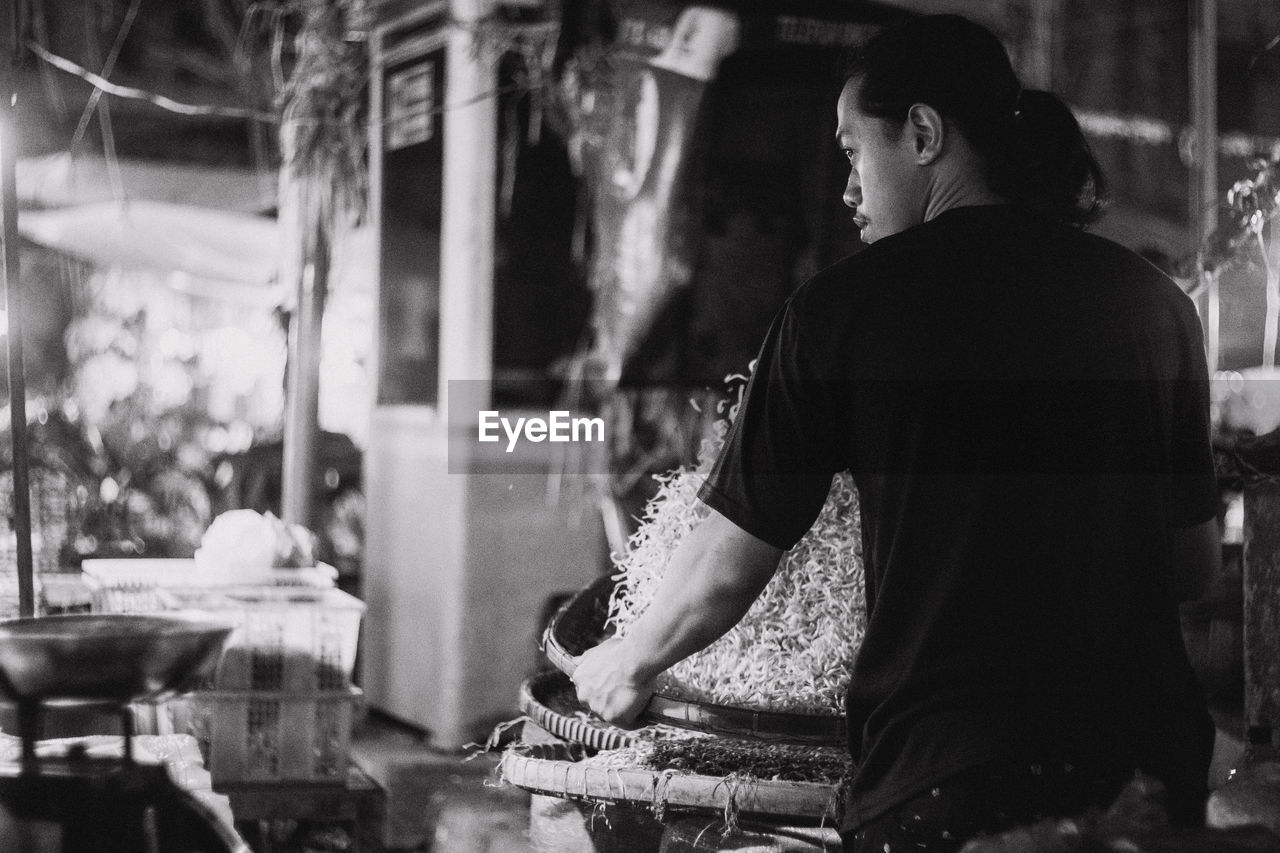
top-left (697, 205), bottom-right (1217, 832)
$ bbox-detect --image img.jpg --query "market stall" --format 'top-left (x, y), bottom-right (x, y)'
top-left (0, 608), bottom-right (247, 848)
top-left (0, 1), bottom-right (376, 847)
top-left (487, 3), bottom-right (1280, 846)
top-left (6, 0), bottom-right (1280, 848)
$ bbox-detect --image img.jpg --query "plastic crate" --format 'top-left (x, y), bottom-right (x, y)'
top-left (158, 585), bottom-right (365, 691)
top-left (168, 688), bottom-right (363, 784)
top-left (81, 558), bottom-right (337, 614)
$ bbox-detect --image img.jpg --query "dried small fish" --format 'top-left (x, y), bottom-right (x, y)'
top-left (581, 731), bottom-right (850, 785)
top-left (608, 377), bottom-right (867, 714)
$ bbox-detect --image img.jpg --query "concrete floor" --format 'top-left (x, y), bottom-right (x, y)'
top-left (348, 709), bottom-right (535, 853)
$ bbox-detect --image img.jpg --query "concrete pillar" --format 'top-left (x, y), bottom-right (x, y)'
top-left (362, 4), bottom-right (604, 748)
top-left (439, 0), bottom-right (497, 401)
top-left (363, 409), bottom-right (604, 747)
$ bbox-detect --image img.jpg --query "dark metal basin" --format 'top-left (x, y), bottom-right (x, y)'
top-left (0, 614), bottom-right (235, 703)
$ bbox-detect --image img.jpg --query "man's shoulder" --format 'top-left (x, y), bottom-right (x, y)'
top-left (792, 238), bottom-right (917, 310)
top-left (1066, 227), bottom-right (1197, 315)
top-left (791, 214), bottom-right (1196, 322)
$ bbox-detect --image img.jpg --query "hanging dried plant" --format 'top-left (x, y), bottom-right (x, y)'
top-left (1197, 145), bottom-right (1280, 279)
top-left (1191, 144), bottom-right (1280, 367)
top-left (275, 0), bottom-right (369, 234)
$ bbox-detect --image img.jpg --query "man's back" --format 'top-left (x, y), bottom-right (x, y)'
top-left (762, 205), bottom-right (1216, 829)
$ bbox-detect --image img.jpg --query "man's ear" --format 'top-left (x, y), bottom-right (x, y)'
top-left (906, 103), bottom-right (944, 165)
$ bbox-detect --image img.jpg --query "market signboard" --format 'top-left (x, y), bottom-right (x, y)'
top-left (386, 61), bottom-right (436, 151)
top-left (372, 10), bottom-right (448, 406)
top-left (570, 1), bottom-right (900, 385)
top-left (576, 2), bottom-right (740, 382)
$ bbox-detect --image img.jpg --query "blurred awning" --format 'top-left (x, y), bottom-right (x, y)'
top-left (17, 200), bottom-right (285, 305)
top-left (18, 153), bottom-right (276, 213)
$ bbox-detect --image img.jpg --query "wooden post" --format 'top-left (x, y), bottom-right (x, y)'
top-left (0, 0), bottom-right (33, 617)
top-left (277, 0), bottom-right (357, 529)
top-left (1025, 0), bottom-right (1060, 90)
top-left (1209, 482), bottom-right (1280, 831)
top-left (281, 202), bottom-right (328, 528)
top-left (1243, 482), bottom-right (1280, 745)
top-left (1190, 0), bottom-right (1219, 371)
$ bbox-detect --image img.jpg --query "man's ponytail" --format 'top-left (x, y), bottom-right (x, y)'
top-left (996, 89), bottom-right (1106, 227)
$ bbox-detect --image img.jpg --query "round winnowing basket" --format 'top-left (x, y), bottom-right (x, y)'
top-left (500, 738), bottom-right (841, 823)
top-left (542, 575), bottom-right (848, 746)
top-left (520, 670), bottom-right (638, 751)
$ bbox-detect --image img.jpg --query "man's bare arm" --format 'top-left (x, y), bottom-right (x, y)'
top-left (572, 506), bottom-right (783, 725)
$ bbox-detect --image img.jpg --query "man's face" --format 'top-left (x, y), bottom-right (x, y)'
top-left (835, 80), bottom-right (927, 244)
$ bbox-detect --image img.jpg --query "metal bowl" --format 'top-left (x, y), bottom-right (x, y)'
top-left (0, 613), bottom-right (235, 703)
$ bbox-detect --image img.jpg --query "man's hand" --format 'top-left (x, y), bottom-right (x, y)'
top-left (571, 637), bottom-right (656, 727)
top-left (569, 508), bottom-right (782, 728)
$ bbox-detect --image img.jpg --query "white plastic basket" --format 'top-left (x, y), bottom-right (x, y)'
top-left (82, 559), bottom-right (360, 690)
top-left (159, 585), bottom-right (365, 691)
top-left (82, 558), bottom-right (337, 614)
top-left (168, 688), bottom-right (363, 784)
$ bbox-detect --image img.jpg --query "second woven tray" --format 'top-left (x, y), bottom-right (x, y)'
top-left (542, 575), bottom-right (848, 746)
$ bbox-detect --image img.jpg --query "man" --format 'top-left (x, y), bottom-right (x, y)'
top-left (573, 15), bottom-right (1219, 852)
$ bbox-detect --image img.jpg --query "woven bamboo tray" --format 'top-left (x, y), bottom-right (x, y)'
top-left (500, 738), bottom-right (840, 822)
top-left (520, 670), bottom-right (638, 751)
top-left (542, 575), bottom-right (848, 746)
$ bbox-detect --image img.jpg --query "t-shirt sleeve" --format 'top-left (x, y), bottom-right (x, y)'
top-left (697, 296), bottom-right (842, 550)
top-left (1168, 297), bottom-right (1218, 527)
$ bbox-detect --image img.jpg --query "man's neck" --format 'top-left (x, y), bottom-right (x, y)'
top-left (923, 180), bottom-right (1009, 223)
top-left (921, 142), bottom-right (1010, 222)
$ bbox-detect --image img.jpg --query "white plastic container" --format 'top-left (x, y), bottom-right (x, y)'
top-left (83, 559), bottom-right (360, 690)
top-left (169, 687), bottom-right (363, 784)
top-left (81, 558), bottom-right (337, 614)
top-left (158, 585), bottom-right (365, 691)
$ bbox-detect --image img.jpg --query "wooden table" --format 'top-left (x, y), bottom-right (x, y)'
top-left (218, 765), bottom-right (386, 853)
